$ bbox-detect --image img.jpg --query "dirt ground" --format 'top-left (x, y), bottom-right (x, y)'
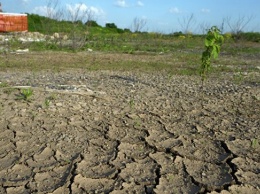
top-left (0, 67), bottom-right (259, 193)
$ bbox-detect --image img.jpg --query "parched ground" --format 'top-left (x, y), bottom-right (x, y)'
top-left (0, 67), bottom-right (259, 193)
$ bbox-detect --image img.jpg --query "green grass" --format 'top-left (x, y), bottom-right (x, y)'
top-left (0, 82), bottom-right (9, 88)
top-left (251, 139), bottom-right (259, 149)
top-left (0, 14), bottom-right (259, 83)
top-left (16, 88), bottom-right (34, 101)
top-left (1, 39), bottom-right (259, 83)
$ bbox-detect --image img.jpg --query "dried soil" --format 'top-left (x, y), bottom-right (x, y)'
top-left (0, 68), bottom-right (259, 194)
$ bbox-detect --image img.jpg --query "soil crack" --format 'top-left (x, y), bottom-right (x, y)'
top-left (220, 141), bottom-right (241, 186)
top-left (68, 153), bottom-right (83, 193)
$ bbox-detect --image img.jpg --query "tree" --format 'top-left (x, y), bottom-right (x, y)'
top-left (178, 13), bottom-right (196, 34)
top-left (199, 22), bottom-right (211, 34)
top-left (65, 3), bottom-right (96, 50)
top-left (45, 0), bottom-right (64, 21)
top-left (226, 15), bottom-right (254, 35)
top-left (131, 17), bottom-right (147, 32)
top-left (106, 23), bottom-right (117, 28)
top-left (85, 20), bottom-right (100, 27)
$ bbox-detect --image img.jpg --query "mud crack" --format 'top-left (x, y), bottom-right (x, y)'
top-left (220, 141), bottom-right (241, 186)
top-left (68, 153), bottom-right (83, 193)
top-left (181, 161), bottom-right (206, 194)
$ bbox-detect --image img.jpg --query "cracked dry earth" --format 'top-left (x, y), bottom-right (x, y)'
top-left (0, 70), bottom-right (259, 194)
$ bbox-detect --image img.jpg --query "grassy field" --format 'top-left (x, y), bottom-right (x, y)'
top-left (0, 14), bottom-right (260, 85)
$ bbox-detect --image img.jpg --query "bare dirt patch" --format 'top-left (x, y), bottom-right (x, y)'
top-left (0, 65), bottom-right (259, 193)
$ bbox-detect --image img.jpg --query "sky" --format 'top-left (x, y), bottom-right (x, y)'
top-left (1, 0), bottom-right (260, 33)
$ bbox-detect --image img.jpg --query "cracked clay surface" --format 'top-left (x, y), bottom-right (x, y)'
top-left (0, 70), bottom-right (259, 193)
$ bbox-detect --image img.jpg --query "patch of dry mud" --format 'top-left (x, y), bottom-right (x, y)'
top-left (0, 70), bottom-right (259, 193)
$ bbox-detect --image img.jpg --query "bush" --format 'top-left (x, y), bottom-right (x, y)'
top-left (85, 20), bottom-right (100, 27)
top-left (239, 32), bottom-right (260, 42)
top-left (105, 23), bottom-right (117, 29)
top-left (172, 31), bottom-right (183, 37)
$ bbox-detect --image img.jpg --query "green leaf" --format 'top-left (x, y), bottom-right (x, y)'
top-left (205, 37), bottom-right (215, 47)
top-left (211, 46), bottom-right (218, 59)
top-left (200, 26), bottom-right (224, 83)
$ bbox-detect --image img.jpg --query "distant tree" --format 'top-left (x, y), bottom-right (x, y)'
top-left (65, 3), bottom-right (96, 50)
top-left (172, 31), bottom-right (183, 36)
top-left (218, 18), bottom-right (225, 33)
top-left (116, 28), bottom-right (124, 33)
top-left (226, 15), bottom-right (254, 35)
top-left (46, 0), bottom-right (64, 20)
top-left (199, 22), bottom-right (211, 35)
top-left (124, 28), bottom-right (131, 33)
top-left (178, 13), bottom-right (196, 34)
top-left (74, 20), bottom-right (83, 25)
top-left (131, 17), bottom-right (147, 32)
top-left (106, 23), bottom-right (117, 28)
top-left (85, 20), bottom-right (100, 27)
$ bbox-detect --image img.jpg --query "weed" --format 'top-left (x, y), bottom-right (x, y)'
top-left (200, 26), bottom-right (224, 86)
top-left (30, 111), bottom-right (37, 121)
top-left (44, 94), bottom-right (56, 107)
top-left (233, 71), bottom-right (245, 84)
top-left (43, 94), bottom-right (57, 108)
top-left (129, 98), bottom-right (135, 110)
top-left (62, 159), bottom-right (71, 164)
top-left (167, 72), bottom-right (174, 80)
top-left (127, 48), bottom-right (134, 54)
top-left (48, 93), bottom-right (57, 100)
top-left (17, 88), bottom-right (34, 101)
top-left (133, 117), bottom-right (142, 129)
top-left (44, 98), bottom-right (51, 108)
top-left (0, 82), bottom-right (9, 88)
top-left (251, 139), bottom-right (259, 149)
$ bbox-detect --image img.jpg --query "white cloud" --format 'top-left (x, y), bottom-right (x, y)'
top-left (137, 1), bottom-right (144, 7)
top-left (201, 8), bottom-right (210, 13)
top-left (66, 4), bottom-right (105, 20)
top-left (66, 3), bottom-right (88, 15)
top-left (169, 7), bottom-right (182, 14)
top-left (88, 6), bottom-right (105, 17)
top-left (32, 6), bottom-right (56, 17)
top-left (21, 0), bottom-right (30, 5)
top-left (32, 4), bottom-right (105, 21)
top-left (114, 0), bottom-right (128, 8)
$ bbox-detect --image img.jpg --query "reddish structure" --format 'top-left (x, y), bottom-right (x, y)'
top-left (0, 13), bottom-right (28, 32)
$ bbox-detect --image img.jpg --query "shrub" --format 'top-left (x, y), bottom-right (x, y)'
top-left (200, 26), bottom-right (224, 85)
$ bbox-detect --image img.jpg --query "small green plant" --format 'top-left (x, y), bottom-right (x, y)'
top-left (17, 88), bottom-right (34, 101)
top-left (0, 82), bottom-right (9, 88)
top-left (44, 98), bottom-right (51, 108)
top-left (129, 98), bottom-right (135, 110)
top-left (133, 117), bottom-right (142, 129)
top-left (200, 26), bottom-right (224, 86)
top-left (30, 111), bottom-right (37, 121)
top-left (43, 94), bottom-right (57, 108)
top-left (167, 72), bottom-right (174, 81)
top-left (49, 93), bottom-right (57, 100)
top-left (233, 71), bottom-right (245, 84)
top-left (251, 139), bottom-right (259, 149)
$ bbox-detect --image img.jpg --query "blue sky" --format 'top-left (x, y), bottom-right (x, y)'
top-left (1, 0), bottom-right (260, 33)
